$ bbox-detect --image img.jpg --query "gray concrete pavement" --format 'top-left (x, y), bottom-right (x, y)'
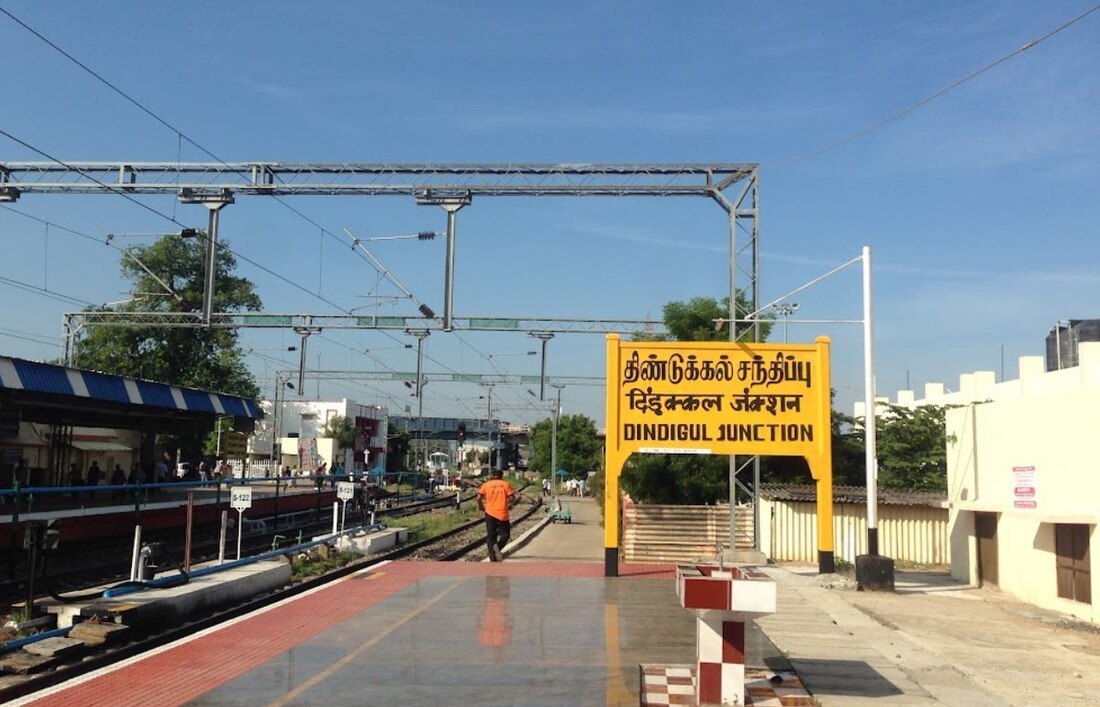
top-left (511, 501), bottom-right (1100, 705)
top-left (507, 495), bottom-right (605, 562)
top-left (760, 564), bottom-right (1100, 706)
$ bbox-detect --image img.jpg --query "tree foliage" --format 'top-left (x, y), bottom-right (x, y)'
top-left (201, 417), bottom-right (236, 458)
top-left (873, 404), bottom-right (952, 493)
top-left (621, 454), bottom-right (729, 505)
top-left (386, 422), bottom-right (410, 473)
top-left (621, 291), bottom-right (771, 504)
top-left (528, 413), bottom-right (601, 478)
top-left (321, 415), bottom-right (357, 449)
top-left (634, 292), bottom-right (772, 343)
top-left (619, 290), bottom-right (953, 502)
top-left (71, 235), bottom-right (262, 398)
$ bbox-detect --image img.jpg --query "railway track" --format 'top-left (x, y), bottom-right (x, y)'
top-left (0, 491), bottom-right (476, 606)
top-left (0, 491), bottom-right (545, 702)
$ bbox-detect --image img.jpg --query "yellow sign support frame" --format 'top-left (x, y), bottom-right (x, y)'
top-left (603, 334), bottom-right (834, 576)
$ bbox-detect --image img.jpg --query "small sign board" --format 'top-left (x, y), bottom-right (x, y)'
top-left (337, 481), bottom-right (355, 501)
top-left (1012, 465), bottom-right (1037, 509)
top-left (221, 431), bottom-right (248, 456)
top-left (231, 486), bottom-right (253, 510)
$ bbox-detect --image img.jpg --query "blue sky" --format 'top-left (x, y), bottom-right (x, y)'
top-left (1, 1), bottom-right (1098, 427)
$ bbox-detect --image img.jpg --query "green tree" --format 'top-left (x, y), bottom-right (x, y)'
top-left (321, 415), bottom-right (357, 449)
top-left (71, 234), bottom-right (262, 398)
top-left (635, 292), bottom-right (772, 343)
top-left (528, 413), bottom-right (601, 479)
top-left (620, 291), bottom-right (771, 505)
top-left (321, 415), bottom-right (357, 470)
top-left (829, 408), bottom-right (868, 486)
top-left (621, 454), bottom-right (730, 505)
top-left (386, 422), bottom-right (410, 473)
top-left (202, 416), bottom-right (235, 458)
top-left (873, 404), bottom-right (952, 493)
top-left (758, 391), bottom-right (866, 486)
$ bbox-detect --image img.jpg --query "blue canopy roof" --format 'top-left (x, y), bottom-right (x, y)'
top-left (0, 355), bottom-right (262, 420)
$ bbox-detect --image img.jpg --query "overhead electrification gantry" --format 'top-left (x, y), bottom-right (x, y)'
top-left (0, 162), bottom-right (760, 377)
top-left (3, 160), bottom-right (762, 552)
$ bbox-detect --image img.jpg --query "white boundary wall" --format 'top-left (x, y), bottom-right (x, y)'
top-left (866, 342), bottom-right (1100, 622)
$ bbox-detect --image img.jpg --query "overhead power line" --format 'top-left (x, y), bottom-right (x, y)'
top-left (771, 2), bottom-right (1100, 167)
top-left (0, 6), bottom-right (414, 309)
top-left (0, 127), bottom-right (187, 227)
top-left (0, 6), bottom-right (226, 165)
top-left (0, 273), bottom-right (93, 307)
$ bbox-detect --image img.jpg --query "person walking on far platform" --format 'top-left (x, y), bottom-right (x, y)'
top-left (477, 468), bottom-right (516, 562)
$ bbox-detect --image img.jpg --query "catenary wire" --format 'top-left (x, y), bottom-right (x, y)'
top-left (0, 8), bottom-right (421, 313)
top-left (770, 2), bottom-right (1100, 167)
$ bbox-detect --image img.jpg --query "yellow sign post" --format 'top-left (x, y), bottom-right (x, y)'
top-left (604, 335), bottom-right (834, 576)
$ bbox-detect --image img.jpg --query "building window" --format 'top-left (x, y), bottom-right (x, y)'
top-left (1055, 524), bottom-right (1092, 604)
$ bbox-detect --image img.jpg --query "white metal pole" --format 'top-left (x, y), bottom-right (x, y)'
top-left (341, 500), bottom-right (347, 532)
top-left (218, 510), bottom-right (228, 564)
top-left (236, 509), bottom-right (244, 561)
top-left (129, 525), bottom-right (143, 581)
top-left (862, 245), bottom-right (879, 556)
top-left (332, 501), bottom-right (339, 535)
top-left (727, 211), bottom-right (738, 553)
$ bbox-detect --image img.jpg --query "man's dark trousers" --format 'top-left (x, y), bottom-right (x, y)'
top-left (485, 514), bottom-right (511, 560)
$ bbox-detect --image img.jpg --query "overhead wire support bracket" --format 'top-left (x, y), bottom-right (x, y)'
top-left (61, 310), bottom-right (667, 335)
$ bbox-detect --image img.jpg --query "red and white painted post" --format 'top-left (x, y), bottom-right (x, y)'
top-left (696, 614), bottom-right (747, 704)
top-left (677, 565), bottom-right (776, 705)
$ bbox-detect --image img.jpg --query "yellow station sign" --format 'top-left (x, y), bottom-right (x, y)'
top-left (611, 338), bottom-right (831, 460)
top-left (603, 334), bottom-right (835, 576)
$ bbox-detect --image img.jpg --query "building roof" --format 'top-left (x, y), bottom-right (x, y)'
top-left (759, 483), bottom-right (947, 507)
top-left (0, 355), bottom-right (261, 430)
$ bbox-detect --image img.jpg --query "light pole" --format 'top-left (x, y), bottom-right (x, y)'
top-left (550, 384), bottom-right (564, 491)
top-left (292, 327), bottom-right (320, 395)
top-left (773, 302), bottom-right (800, 343)
top-left (406, 329), bottom-right (430, 472)
top-left (528, 332), bottom-right (555, 400)
top-left (480, 383), bottom-right (496, 474)
top-left (271, 375), bottom-right (295, 469)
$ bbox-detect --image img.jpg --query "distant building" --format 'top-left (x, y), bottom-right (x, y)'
top-left (1045, 319), bottom-right (1100, 371)
top-left (861, 343), bottom-right (1100, 623)
top-left (253, 398), bottom-right (387, 473)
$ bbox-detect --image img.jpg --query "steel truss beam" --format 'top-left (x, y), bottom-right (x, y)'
top-left (62, 311), bottom-right (664, 335)
top-left (278, 370), bottom-right (603, 387)
top-left (0, 162), bottom-right (757, 199)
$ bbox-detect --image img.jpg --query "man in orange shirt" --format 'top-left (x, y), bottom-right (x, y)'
top-left (477, 469), bottom-right (516, 562)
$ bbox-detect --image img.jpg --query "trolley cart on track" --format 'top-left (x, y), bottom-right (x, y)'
top-left (545, 498), bottom-right (572, 523)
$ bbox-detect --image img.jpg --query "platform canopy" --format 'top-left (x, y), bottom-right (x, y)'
top-left (0, 355), bottom-right (261, 434)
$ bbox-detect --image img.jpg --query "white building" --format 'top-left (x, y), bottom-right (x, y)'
top-left (862, 343), bottom-right (1100, 622)
top-left (251, 398), bottom-right (387, 473)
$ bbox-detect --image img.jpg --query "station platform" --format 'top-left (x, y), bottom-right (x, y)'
top-left (12, 497), bottom-right (798, 706)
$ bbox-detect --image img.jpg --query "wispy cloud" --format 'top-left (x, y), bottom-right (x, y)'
top-left (442, 104), bottom-right (825, 134)
top-left (235, 75), bottom-right (360, 138)
top-left (567, 222), bottom-right (725, 252)
top-left (237, 77), bottom-right (302, 102)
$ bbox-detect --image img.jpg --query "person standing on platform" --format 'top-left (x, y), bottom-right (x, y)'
top-left (153, 458), bottom-right (168, 491)
top-left (477, 469), bottom-right (516, 562)
top-left (216, 459), bottom-right (232, 490)
top-left (86, 461), bottom-right (102, 497)
top-left (67, 462), bottom-right (83, 497)
top-left (110, 464), bottom-right (126, 499)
